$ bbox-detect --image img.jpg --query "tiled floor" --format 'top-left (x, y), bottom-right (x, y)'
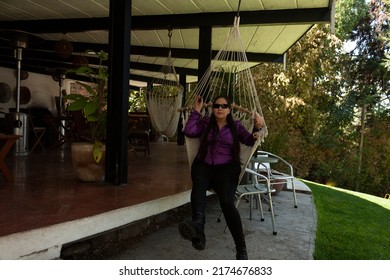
top-left (0, 141), bottom-right (192, 238)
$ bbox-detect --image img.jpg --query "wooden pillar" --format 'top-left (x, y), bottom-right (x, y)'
top-left (106, 0), bottom-right (131, 185)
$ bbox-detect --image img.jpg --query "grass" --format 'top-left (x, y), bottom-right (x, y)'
top-left (302, 180), bottom-right (390, 260)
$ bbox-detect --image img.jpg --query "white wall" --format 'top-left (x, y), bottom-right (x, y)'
top-left (0, 66), bottom-right (61, 115)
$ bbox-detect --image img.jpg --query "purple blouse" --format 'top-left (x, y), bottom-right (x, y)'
top-left (184, 111), bottom-right (257, 165)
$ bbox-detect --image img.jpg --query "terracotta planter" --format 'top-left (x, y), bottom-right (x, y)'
top-left (71, 142), bottom-right (105, 182)
top-left (271, 179), bottom-right (286, 196)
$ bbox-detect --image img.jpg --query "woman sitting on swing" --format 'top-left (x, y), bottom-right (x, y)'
top-left (179, 95), bottom-right (264, 260)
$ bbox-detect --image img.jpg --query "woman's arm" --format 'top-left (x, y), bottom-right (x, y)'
top-left (236, 121), bottom-right (257, 146)
top-left (184, 110), bottom-right (208, 138)
top-left (242, 113), bottom-right (265, 145)
top-left (253, 112), bottom-right (265, 131)
top-left (236, 114), bottom-right (266, 146)
top-left (184, 96), bottom-right (208, 138)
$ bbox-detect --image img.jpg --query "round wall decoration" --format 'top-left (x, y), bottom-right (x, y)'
top-left (0, 82), bottom-right (12, 103)
top-left (13, 86), bottom-right (32, 104)
top-left (55, 39), bottom-right (73, 58)
top-left (72, 55), bottom-right (89, 67)
top-left (14, 69), bottom-right (29, 80)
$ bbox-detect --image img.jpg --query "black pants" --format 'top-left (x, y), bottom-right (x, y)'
top-left (190, 159), bottom-right (245, 247)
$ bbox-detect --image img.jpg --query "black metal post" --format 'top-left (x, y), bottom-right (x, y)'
top-left (198, 26), bottom-right (212, 100)
top-left (106, 0), bottom-right (131, 185)
top-left (177, 74), bottom-right (187, 145)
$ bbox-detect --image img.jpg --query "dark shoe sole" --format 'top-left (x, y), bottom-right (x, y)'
top-left (236, 249), bottom-right (248, 260)
top-left (192, 237), bottom-right (206, 250)
top-left (236, 253), bottom-right (248, 260)
top-left (178, 220), bottom-right (206, 251)
top-left (178, 221), bottom-right (197, 241)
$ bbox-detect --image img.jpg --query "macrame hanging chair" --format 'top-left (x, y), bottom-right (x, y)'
top-left (144, 29), bottom-right (184, 138)
top-left (181, 8), bottom-right (268, 181)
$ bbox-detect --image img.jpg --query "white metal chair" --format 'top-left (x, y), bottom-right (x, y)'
top-left (254, 151), bottom-right (298, 208)
top-left (217, 167), bottom-right (277, 235)
top-left (237, 167), bottom-right (277, 235)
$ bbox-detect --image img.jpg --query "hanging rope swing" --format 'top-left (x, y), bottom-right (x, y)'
top-left (180, 1), bottom-right (268, 174)
top-left (144, 29), bottom-right (184, 138)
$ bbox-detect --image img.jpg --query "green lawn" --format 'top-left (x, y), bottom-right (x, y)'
top-left (302, 180), bottom-right (390, 260)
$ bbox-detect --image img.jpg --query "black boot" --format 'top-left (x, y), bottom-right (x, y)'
top-left (236, 247), bottom-right (248, 260)
top-left (191, 228), bottom-right (206, 250)
top-left (178, 215), bottom-right (206, 250)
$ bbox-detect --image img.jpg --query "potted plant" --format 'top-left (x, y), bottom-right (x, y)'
top-left (65, 50), bottom-right (108, 182)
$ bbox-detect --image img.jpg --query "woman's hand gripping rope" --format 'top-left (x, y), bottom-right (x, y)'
top-left (253, 111), bottom-right (264, 130)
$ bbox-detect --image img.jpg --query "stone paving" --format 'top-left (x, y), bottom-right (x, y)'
top-left (112, 184), bottom-right (317, 260)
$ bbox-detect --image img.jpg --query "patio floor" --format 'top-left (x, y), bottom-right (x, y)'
top-left (0, 141), bottom-right (192, 259)
top-left (0, 140), bottom-right (315, 260)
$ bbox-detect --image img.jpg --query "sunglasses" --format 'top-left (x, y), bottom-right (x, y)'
top-left (212, 103), bottom-right (229, 109)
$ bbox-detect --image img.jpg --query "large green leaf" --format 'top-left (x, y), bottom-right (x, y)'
top-left (86, 113), bottom-right (100, 122)
top-left (77, 82), bottom-right (97, 97)
top-left (84, 101), bottom-right (99, 116)
top-left (65, 93), bottom-right (86, 101)
top-left (66, 98), bottom-right (87, 111)
top-left (93, 141), bottom-right (104, 163)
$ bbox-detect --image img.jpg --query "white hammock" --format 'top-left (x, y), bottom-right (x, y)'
top-left (181, 16), bottom-right (268, 182)
top-left (145, 48), bottom-right (183, 138)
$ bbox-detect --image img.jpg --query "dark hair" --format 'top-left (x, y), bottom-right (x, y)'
top-left (198, 96), bottom-right (241, 164)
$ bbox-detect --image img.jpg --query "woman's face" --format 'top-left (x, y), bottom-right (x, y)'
top-left (212, 97), bottom-right (230, 121)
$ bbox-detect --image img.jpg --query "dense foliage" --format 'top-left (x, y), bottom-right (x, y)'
top-left (254, 0), bottom-right (389, 197)
top-left (128, 89), bottom-right (147, 112)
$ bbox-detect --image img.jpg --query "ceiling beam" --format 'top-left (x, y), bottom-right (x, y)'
top-left (0, 45), bottom-right (282, 79)
top-left (0, 59), bottom-right (111, 85)
top-left (0, 41), bottom-right (283, 63)
top-left (131, 45), bottom-right (196, 59)
top-left (33, 41), bottom-right (109, 54)
top-left (0, 60), bottom-right (75, 79)
top-left (130, 62), bottom-right (198, 76)
top-left (1, 18), bottom-right (110, 34)
top-left (0, 51), bottom-right (101, 71)
top-left (0, 57), bottom-right (194, 85)
top-left (129, 85), bottom-right (142, 91)
top-left (130, 46), bottom-right (283, 63)
top-left (0, 8), bottom-right (331, 33)
top-left (129, 74), bottom-right (156, 84)
top-left (0, 50), bottom-right (197, 77)
top-left (0, 55), bottom-right (73, 74)
top-left (0, 41), bottom-right (109, 56)
top-left (132, 8), bottom-right (331, 30)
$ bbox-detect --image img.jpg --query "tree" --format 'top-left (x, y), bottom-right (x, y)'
top-left (253, 25), bottom-right (345, 179)
top-left (337, 0), bottom-right (389, 192)
top-left (252, 0), bottom-right (390, 197)
top-left (336, 0), bottom-right (368, 41)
